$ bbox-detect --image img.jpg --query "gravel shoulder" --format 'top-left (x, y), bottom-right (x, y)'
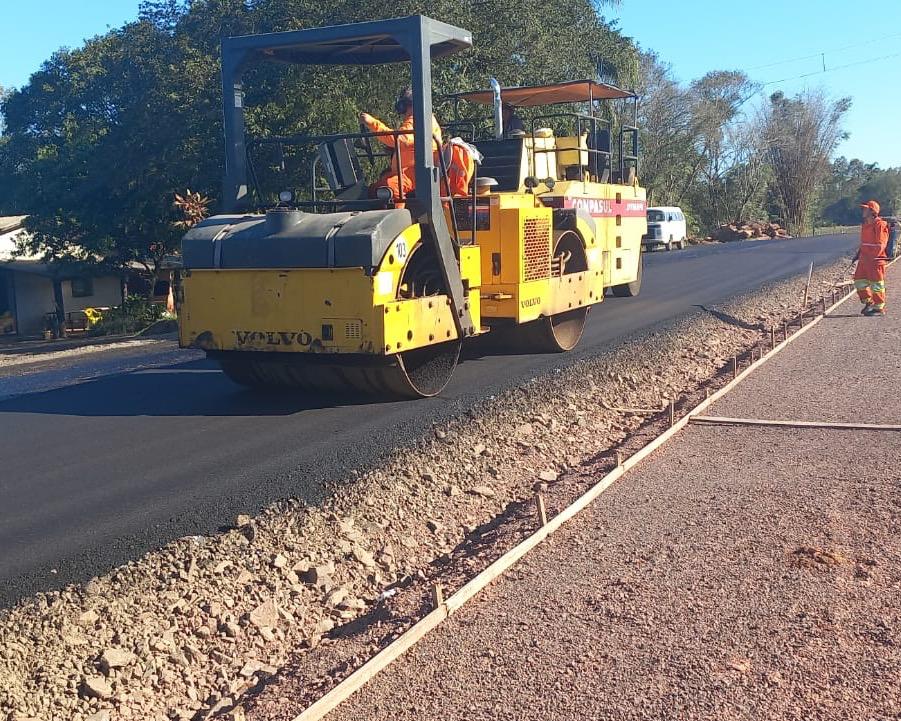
top-left (709, 291), bottom-right (901, 424)
top-left (327, 426), bottom-right (901, 721)
top-left (0, 339), bottom-right (197, 402)
top-left (0, 338), bottom-right (169, 369)
top-left (306, 264), bottom-right (901, 721)
top-left (0, 258), bottom-right (866, 721)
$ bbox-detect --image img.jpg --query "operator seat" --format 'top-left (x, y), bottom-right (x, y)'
top-left (473, 138), bottom-right (524, 192)
top-left (588, 128), bottom-right (611, 183)
top-left (318, 138), bottom-right (368, 201)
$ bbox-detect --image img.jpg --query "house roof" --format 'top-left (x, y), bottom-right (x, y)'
top-left (0, 216), bottom-right (27, 234)
top-left (1, 259), bottom-right (123, 279)
top-left (0, 260), bottom-right (56, 277)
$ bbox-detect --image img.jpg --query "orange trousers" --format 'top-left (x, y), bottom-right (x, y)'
top-left (853, 258), bottom-right (886, 310)
top-left (369, 169), bottom-right (412, 202)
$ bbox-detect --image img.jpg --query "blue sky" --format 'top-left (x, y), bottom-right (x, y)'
top-left (2, 0), bottom-right (900, 166)
top-left (609, 0), bottom-right (901, 167)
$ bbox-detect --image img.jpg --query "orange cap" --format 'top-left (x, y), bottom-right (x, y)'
top-left (860, 200), bottom-right (881, 215)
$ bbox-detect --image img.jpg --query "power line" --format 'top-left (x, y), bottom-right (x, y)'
top-left (760, 51), bottom-right (901, 86)
top-left (745, 31), bottom-right (901, 72)
top-left (685, 36), bottom-right (901, 111)
top-left (715, 48), bottom-right (898, 117)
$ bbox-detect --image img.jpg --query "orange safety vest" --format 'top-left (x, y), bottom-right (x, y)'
top-left (441, 139), bottom-right (477, 197)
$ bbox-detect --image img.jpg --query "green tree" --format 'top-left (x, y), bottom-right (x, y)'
top-left (817, 156), bottom-right (879, 224)
top-left (0, 20), bottom-right (222, 283)
top-left (0, 0), bottom-right (638, 279)
top-left (636, 60), bottom-right (765, 235)
top-left (686, 71), bottom-right (765, 231)
top-left (0, 85), bottom-right (8, 135)
top-left (858, 169), bottom-right (901, 217)
top-left (763, 90), bottom-right (851, 235)
top-left (635, 53), bottom-right (700, 208)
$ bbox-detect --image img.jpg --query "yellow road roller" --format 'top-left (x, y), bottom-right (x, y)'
top-left (178, 15), bottom-right (646, 397)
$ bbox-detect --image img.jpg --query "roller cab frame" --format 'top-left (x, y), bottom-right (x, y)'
top-left (179, 16), bottom-right (479, 397)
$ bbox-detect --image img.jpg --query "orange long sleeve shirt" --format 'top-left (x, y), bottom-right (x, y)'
top-left (361, 112), bottom-right (442, 177)
top-left (860, 217), bottom-right (889, 259)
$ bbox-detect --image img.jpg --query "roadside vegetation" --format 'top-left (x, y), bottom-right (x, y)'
top-left (0, 0), bottom-right (895, 281)
top-left (87, 296), bottom-right (170, 337)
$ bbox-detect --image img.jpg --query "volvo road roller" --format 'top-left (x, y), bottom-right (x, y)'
top-left (178, 15), bottom-right (647, 398)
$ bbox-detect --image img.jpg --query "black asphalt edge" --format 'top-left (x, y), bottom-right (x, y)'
top-left (0, 253), bottom-right (854, 608)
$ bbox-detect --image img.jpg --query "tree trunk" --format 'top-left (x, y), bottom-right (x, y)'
top-left (52, 278), bottom-right (67, 339)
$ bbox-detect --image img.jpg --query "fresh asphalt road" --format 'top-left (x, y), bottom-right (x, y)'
top-left (0, 234), bottom-right (856, 606)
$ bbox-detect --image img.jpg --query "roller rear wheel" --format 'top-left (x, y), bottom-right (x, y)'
top-left (219, 357), bottom-right (266, 387)
top-left (516, 306), bottom-right (589, 353)
top-left (508, 230), bottom-right (591, 353)
top-left (216, 341), bottom-right (460, 399)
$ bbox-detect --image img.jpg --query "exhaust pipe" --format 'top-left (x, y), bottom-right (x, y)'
top-left (490, 77), bottom-right (503, 140)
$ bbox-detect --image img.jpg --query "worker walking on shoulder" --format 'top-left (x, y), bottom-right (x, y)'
top-left (360, 87), bottom-right (442, 200)
top-left (853, 200), bottom-right (890, 316)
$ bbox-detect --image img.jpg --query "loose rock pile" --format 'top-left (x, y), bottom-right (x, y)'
top-left (0, 260), bottom-right (850, 721)
top-left (708, 221), bottom-right (790, 243)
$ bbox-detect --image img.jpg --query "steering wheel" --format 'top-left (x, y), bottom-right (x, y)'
top-left (358, 121), bottom-right (376, 165)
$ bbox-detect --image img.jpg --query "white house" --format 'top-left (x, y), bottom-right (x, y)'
top-left (0, 216), bottom-right (124, 337)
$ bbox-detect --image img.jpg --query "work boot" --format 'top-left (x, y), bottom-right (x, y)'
top-left (863, 306), bottom-right (886, 316)
top-left (860, 303), bottom-right (872, 315)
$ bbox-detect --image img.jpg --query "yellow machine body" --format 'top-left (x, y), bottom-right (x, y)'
top-left (179, 224), bottom-right (482, 357)
top-left (179, 175), bottom-right (645, 360)
top-left (467, 180), bottom-right (646, 324)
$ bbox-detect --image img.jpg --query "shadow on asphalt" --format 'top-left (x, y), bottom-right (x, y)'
top-left (692, 304), bottom-right (762, 331)
top-left (0, 358), bottom-right (399, 416)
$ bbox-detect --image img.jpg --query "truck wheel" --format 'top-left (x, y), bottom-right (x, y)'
top-left (611, 252), bottom-right (643, 298)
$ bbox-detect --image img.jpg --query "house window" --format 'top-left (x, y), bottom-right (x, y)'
top-left (71, 277), bottom-right (94, 298)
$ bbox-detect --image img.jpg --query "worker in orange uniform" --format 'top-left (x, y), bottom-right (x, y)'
top-left (853, 200), bottom-right (890, 316)
top-left (360, 87), bottom-right (442, 201)
top-left (441, 137), bottom-right (481, 197)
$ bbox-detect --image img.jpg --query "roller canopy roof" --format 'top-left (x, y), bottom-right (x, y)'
top-left (222, 15), bottom-right (472, 65)
top-left (450, 79), bottom-right (636, 106)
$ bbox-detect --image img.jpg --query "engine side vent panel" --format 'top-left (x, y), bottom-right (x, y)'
top-left (344, 321), bottom-right (363, 340)
top-left (523, 217), bottom-right (551, 281)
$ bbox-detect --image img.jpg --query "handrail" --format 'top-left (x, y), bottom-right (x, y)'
top-left (247, 128), bottom-right (408, 209)
top-left (442, 120), bottom-right (479, 142)
top-left (246, 129), bottom-right (467, 242)
top-left (619, 125), bottom-right (639, 182)
top-left (245, 126), bottom-right (492, 241)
